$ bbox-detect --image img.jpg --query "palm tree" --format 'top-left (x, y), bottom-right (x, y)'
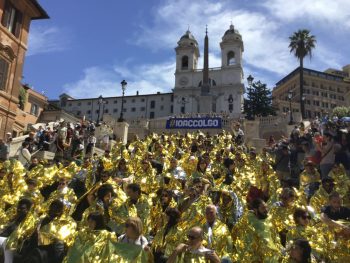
top-left (289, 29), bottom-right (316, 119)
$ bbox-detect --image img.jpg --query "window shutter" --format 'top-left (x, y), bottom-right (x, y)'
top-left (1, 1), bottom-right (11, 28)
top-left (14, 10), bottom-right (22, 37)
top-left (0, 58), bottom-right (9, 90)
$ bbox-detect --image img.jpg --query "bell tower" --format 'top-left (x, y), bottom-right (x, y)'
top-left (220, 24), bottom-right (243, 69)
top-left (175, 30), bottom-right (200, 72)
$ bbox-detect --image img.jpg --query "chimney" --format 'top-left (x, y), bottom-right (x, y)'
top-left (136, 91), bottom-right (139, 95)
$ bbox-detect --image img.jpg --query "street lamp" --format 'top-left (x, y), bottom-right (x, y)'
top-left (118, 80), bottom-right (127, 122)
top-left (288, 90), bottom-right (294, 125)
top-left (247, 75), bottom-right (254, 86)
top-left (97, 95), bottom-right (103, 125)
top-left (246, 74), bottom-right (254, 119)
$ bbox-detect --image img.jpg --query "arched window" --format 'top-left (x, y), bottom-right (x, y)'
top-left (227, 51), bottom-right (235, 65)
top-left (181, 56), bottom-right (188, 70)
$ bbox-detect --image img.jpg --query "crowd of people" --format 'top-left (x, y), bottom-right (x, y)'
top-left (8, 121), bottom-right (116, 169)
top-left (0, 116), bottom-right (349, 262)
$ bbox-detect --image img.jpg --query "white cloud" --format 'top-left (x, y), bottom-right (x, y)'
top-left (63, 0), bottom-right (348, 99)
top-left (262, 0), bottom-right (350, 28)
top-left (134, 0), bottom-right (296, 77)
top-left (27, 25), bottom-right (69, 56)
top-left (63, 61), bottom-right (175, 99)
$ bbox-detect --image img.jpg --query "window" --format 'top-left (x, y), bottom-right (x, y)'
top-left (78, 102), bottom-right (81, 106)
top-left (105, 101), bottom-right (109, 104)
top-left (30, 104), bottom-right (39, 116)
top-left (227, 51), bottom-right (235, 65)
top-left (104, 109), bottom-right (108, 113)
top-left (150, 100), bottom-right (155, 109)
top-left (160, 105), bottom-right (164, 110)
top-left (313, 101), bottom-right (319, 106)
top-left (181, 106), bottom-right (185, 114)
top-left (131, 107), bottom-right (136, 112)
top-left (87, 101), bottom-right (91, 105)
top-left (181, 56), bottom-right (188, 70)
top-left (140, 107), bottom-right (145, 111)
top-left (95, 110), bottom-right (99, 114)
top-left (229, 104), bottom-right (233, 112)
top-left (87, 110), bottom-right (91, 114)
top-left (170, 105), bottom-right (173, 113)
top-left (1, 1), bottom-right (22, 37)
top-left (123, 108), bottom-right (127, 112)
top-left (114, 100), bottom-right (118, 104)
top-left (76, 111), bottom-right (81, 116)
top-left (132, 99), bottom-right (135, 103)
top-left (141, 98), bottom-right (145, 102)
top-left (150, 112), bottom-right (155, 119)
top-left (171, 95), bottom-right (174, 102)
top-left (123, 99), bottom-right (127, 103)
top-left (68, 103), bottom-right (72, 106)
top-left (161, 97), bottom-right (164, 101)
top-left (0, 57), bottom-right (9, 90)
top-left (113, 109), bottom-right (118, 113)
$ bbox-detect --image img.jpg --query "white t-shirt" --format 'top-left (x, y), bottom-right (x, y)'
top-left (18, 147), bottom-right (31, 166)
top-left (118, 234), bottom-right (148, 248)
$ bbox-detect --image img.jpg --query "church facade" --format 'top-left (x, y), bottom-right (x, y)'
top-left (52, 25), bottom-right (245, 122)
top-left (173, 25), bottom-right (244, 118)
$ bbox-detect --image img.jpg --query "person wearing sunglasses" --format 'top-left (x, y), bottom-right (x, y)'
top-left (43, 174), bottom-right (77, 215)
top-left (286, 208), bottom-right (326, 261)
top-left (118, 217), bottom-right (148, 249)
top-left (167, 226), bottom-right (220, 263)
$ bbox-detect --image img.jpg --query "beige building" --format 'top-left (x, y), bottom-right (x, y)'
top-left (14, 84), bottom-right (48, 136)
top-left (0, 0), bottom-right (48, 139)
top-left (272, 65), bottom-right (350, 119)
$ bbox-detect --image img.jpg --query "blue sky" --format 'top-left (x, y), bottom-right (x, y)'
top-left (24, 0), bottom-right (350, 100)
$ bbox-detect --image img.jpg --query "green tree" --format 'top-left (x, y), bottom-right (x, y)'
top-left (289, 29), bottom-right (316, 119)
top-left (332, 106), bottom-right (350, 118)
top-left (18, 86), bottom-right (27, 110)
top-left (244, 80), bottom-right (276, 119)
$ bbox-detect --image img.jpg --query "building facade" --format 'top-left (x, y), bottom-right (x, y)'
top-left (272, 65), bottom-right (350, 119)
top-left (51, 92), bottom-right (174, 123)
top-left (173, 25), bottom-right (244, 117)
top-left (14, 84), bottom-right (48, 136)
top-left (0, 0), bottom-right (48, 139)
top-left (52, 24), bottom-right (245, 122)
